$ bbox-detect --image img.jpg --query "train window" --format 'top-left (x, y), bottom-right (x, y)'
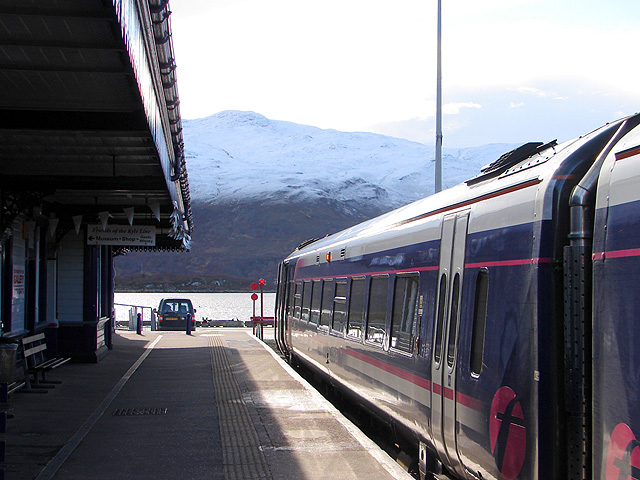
top-left (293, 281), bottom-right (302, 319)
top-left (310, 280), bottom-right (322, 324)
top-left (446, 273), bottom-right (461, 367)
top-left (287, 280), bottom-right (294, 316)
top-left (391, 274), bottom-right (419, 353)
top-left (347, 277), bottom-right (366, 338)
top-left (320, 280), bottom-right (334, 327)
top-left (470, 269), bottom-right (489, 376)
top-left (367, 276), bottom-right (389, 345)
top-left (301, 281), bottom-right (311, 322)
top-left (332, 280), bottom-right (348, 332)
top-left (433, 274), bottom-right (447, 364)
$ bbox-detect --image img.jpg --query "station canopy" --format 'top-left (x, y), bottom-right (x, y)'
top-left (0, 0), bottom-right (193, 251)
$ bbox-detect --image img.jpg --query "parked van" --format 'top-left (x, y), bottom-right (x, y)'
top-left (154, 298), bottom-right (196, 331)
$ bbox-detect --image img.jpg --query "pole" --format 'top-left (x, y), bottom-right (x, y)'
top-left (435, 0), bottom-right (443, 193)
top-left (250, 283), bottom-right (259, 337)
top-left (259, 279), bottom-right (265, 340)
top-left (252, 298), bottom-right (256, 335)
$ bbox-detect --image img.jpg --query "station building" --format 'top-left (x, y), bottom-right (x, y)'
top-left (0, 0), bottom-right (192, 361)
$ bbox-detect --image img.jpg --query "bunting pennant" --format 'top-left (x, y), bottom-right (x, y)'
top-left (98, 211), bottom-right (110, 231)
top-left (149, 203), bottom-right (161, 222)
top-left (72, 215), bottom-right (82, 234)
top-left (123, 207), bottom-right (135, 225)
top-left (48, 217), bottom-right (59, 237)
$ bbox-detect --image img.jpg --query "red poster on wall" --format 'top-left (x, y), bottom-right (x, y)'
top-left (13, 267), bottom-right (24, 299)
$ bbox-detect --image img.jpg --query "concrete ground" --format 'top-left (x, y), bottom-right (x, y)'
top-left (3, 328), bottom-right (413, 480)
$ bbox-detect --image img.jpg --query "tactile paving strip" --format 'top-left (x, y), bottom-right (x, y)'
top-left (208, 335), bottom-right (273, 480)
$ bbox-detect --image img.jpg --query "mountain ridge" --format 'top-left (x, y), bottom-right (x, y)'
top-left (183, 111), bottom-right (516, 207)
top-left (114, 111), bottom-right (517, 291)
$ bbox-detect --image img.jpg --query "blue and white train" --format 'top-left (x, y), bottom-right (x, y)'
top-left (274, 114), bottom-right (640, 480)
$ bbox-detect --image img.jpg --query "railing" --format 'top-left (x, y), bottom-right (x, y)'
top-left (250, 316), bottom-right (274, 340)
top-left (97, 316), bottom-right (110, 350)
top-left (114, 303), bottom-right (156, 331)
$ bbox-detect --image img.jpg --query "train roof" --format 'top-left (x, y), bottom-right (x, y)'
top-left (285, 114), bottom-right (638, 263)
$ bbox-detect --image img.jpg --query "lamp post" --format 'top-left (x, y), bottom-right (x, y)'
top-left (435, 0), bottom-right (443, 193)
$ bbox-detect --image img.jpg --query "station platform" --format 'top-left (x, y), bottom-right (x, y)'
top-left (4, 328), bottom-right (413, 480)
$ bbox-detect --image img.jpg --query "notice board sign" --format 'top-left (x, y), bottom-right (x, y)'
top-left (87, 225), bottom-right (156, 246)
top-left (13, 267), bottom-right (25, 299)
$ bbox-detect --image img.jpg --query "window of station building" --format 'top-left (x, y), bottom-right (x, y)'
top-left (347, 277), bottom-right (366, 339)
top-left (470, 269), bottom-right (489, 376)
top-left (309, 280), bottom-right (322, 324)
top-left (366, 276), bottom-right (389, 345)
top-left (301, 281), bottom-right (311, 322)
top-left (293, 282), bottom-right (302, 319)
top-left (433, 274), bottom-right (448, 364)
top-left (320, 280), bottom-right (334, 327)
top-left (390, 274), bottom-right (420, 353)
top-left (332, 280), bottom-right (347, 333)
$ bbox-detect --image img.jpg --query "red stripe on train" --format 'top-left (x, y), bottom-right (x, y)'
top-left (457, 391), bottom-right (483, 411)
top-left (296, 265), bottom-right (438, 281)
top-left (344, 349), bottom-right (482, 412)
top-left (443, 387), bottom-right (454, 400)
top-left (345, 348), bottom-right (431, 391)
top-left (615, 145), bottom-right (640, 161)
top-left (593, 248), bottom-right (640, 260)
top-left (466, 257), bottom-right (551, 269)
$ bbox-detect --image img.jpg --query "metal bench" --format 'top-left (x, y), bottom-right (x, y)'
top-left (0, 343), bottom-right (27, 400)
top-left (22, 333), bottom-right (70, 390)
top-left (0, 380), bottom-right (25, 402)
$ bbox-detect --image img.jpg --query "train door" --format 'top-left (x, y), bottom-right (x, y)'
top-left (430, 211), bottom-right (469, 477)
top-left (275, 262), bottom-right (290, 355)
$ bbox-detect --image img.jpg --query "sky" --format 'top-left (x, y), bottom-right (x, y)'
top-left (168, 0), bottom-right (640, 148)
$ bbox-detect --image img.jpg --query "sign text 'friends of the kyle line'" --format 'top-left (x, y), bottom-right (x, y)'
top-left (86, 225), bottom-right (156, 246)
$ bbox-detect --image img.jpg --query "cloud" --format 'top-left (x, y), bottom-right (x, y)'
top-left (514, 86), bottom-right (555, 98)
top-left (443, 102), bottom-right (482, 115)
top-left (368, 117), bottom-right (435, 146)
top-left (367, 77), bottom-right (640, 148)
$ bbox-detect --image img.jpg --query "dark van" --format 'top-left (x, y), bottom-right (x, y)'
top-left (155, 298), bottom-right (196, 331)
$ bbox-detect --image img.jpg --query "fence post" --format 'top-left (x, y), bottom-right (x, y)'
top-left (259, 279), bottom-right (265, 339)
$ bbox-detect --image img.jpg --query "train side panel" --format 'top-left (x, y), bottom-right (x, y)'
top-left (285, 181), bottom-right (550, 480)
top-left (593, 125), bottom-right (640, 479)
top-left (275, 115), bottom-right (635, 480)
top-left (288, 216), bottom-right (442, 445)
top-left (455, 221), bottom-right (543, 480)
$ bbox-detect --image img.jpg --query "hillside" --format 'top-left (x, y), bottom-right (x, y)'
top-left (114, 111), bottom-right (515, 291)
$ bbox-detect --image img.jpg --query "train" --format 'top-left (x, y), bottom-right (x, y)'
top-left (273, 113), bottom-right (640, 480)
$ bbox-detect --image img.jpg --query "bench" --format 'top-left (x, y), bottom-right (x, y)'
top-left (22, 333), bottom-right (70, 390)
top-left (250, 316), bottom-right (275, 326)
top-left (0, 343), bottom-right (27, 401)
top-left (250, 316), bottom-right (275, 340)
top-left (6, 381), bottom-right (25, 395)
top-left (0, 380), bottom-right (26, 402)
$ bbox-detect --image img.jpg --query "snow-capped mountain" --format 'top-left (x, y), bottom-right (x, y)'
top-left (115, 111), bottom-right (518, 291)
top-left (183, 111), bottom-right (516, 209)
